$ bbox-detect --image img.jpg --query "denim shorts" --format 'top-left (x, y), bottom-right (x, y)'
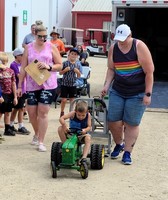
top-left (107, 88), bottom-right (146, 126)
top-left (26, 89), bottom-right (56, 105)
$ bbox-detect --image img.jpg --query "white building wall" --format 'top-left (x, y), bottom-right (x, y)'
top-left (31, 0), bottom-right (50, 31)
top-left (4, 0), bottom-right (73, 52)
top-left (49, 0), bottom-right (73, 43)
top-left (5, 0), bottom-right (32, 52)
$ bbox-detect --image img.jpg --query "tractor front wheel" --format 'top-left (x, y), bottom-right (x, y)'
top-left (80, 162), bottom-right (88, 179)
top-left (50, 161), bottom-right (57, 178)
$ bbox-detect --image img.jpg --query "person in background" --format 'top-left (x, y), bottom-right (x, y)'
top-left (22, 24), bottom-right (36, 120)
top-left (0, 52), bottom-right (18, 136)
top-left (101, 24), bottom-right (154, 165)
top-left (76, 45), bottom-right (90, 95)
top-left (9, 47), bottom-right (30, 135)
top-left (59, 48), bottom-right (81, 117)
top-left (22, 24), bottom-right (36, 48)
top-left (74, 61), bottom-right (84, 89)
top-left (17, 20), bottom-right (62, 152)
top-left (22, 24), bottom-right (36, 117)
top-left (76, 45), bottom-right (89, 66)
top-left (58, 100), bottom-right (91, 163)
top-left (50, 28), bottom-right (65, 57)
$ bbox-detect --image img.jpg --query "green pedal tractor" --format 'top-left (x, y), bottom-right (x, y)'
top-left (50, 128), bottom-right (105, 179)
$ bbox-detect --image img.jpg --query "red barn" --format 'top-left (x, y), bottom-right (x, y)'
top-left (72, 0), bottom-right (112, 49)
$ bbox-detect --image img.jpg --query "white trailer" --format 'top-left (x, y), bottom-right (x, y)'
top-left (111, 0), bottom-right (168, 80)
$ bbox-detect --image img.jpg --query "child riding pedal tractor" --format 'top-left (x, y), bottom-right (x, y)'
top-left (50, 100), bottom-right (105, 179)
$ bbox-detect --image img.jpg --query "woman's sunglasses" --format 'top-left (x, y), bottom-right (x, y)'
top-left (37, 35), bottom-right (48, 39)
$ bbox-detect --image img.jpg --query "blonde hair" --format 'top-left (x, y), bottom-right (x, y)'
top-left (0, 52), bottom-right (8, 65)
top-left (75, 101), bottom-right (88, 113)
top-left (35, 20), bottom-right (46, 34)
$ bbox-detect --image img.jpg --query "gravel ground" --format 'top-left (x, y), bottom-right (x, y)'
top-left (0, 55), bottom-right (168, 200)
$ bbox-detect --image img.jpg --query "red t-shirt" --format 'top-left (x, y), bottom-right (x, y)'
top-left (0, 68), bottom-right (16, 94)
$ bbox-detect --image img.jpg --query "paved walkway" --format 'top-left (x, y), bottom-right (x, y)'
top-left (149, 81), bottom-right (168, 109)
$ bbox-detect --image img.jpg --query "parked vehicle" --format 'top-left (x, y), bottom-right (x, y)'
top-left (57, 27), bottom-right (84, 55)
top-left (111, 0), bottom-right (168, 80)
top-left (85, 28), bottom-right (111, 57)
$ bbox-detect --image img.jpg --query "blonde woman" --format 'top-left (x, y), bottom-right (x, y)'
top-left (18, 20), bottom-right (62, 152)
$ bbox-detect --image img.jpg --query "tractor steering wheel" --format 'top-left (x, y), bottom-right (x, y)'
top-left (68, 128), bottom-right (83, 136)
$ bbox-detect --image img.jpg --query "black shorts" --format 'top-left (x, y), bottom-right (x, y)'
top-left (0, 93), bottom-right (14, 113)
top-left (13, 93), bottom-right (27, 109)
top-left (26, 89), bottom-right (56, 105)
top-left (60, 86), bottom-right (77, 98)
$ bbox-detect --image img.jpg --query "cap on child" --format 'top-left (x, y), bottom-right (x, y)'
top-left (13, 48), bottom-right (24, 57)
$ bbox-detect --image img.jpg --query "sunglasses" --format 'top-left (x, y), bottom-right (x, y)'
top-left (37, 35), bottom-right (48, 39)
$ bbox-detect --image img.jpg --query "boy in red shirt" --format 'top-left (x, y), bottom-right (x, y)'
top-left (0, 52), bottom-right (18, 136)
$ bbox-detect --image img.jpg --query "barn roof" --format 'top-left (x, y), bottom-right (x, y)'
top-left (72, 0), bottom-right (112, 12)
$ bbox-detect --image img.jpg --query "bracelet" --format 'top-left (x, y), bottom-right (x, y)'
top-left (48, 65), bottom-right (52, 71)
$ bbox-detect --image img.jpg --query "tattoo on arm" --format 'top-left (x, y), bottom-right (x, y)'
top-left (131, 142), bottom-right (135, 148)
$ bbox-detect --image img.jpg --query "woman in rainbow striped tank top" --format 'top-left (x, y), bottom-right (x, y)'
top-left (101, 24), bottom-right (154, 165)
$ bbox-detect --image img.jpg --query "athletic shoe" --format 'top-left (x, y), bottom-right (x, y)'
top-left (31, 135), bottom-right (39, 145)
top-left (38, 143), bottom-right (47, 152)
top-left (4, 129), bottom-right (16, 136)
top-left (111, 143), bottom-right (124, 159)
top-left (122, 151), bottom-right (132, 165)
top-left (18, 127), bottom-right (30, 135)
top-left (10, 126), bottom-right (17, 132)
top-left (78, 158), bottom-right (88, 165)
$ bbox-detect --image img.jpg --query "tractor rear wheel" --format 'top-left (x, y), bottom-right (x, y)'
top-left (51, 142), bottom-right (62, 166)
top-left (80, 162), bottom-right (88, 179)
top-left (90, 144), bottom-right (105, 169)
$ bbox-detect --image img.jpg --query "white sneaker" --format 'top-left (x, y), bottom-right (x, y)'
top-left (31, 135), bottom-right (39, 145)
top-left (38, 143), bottom-right (47, 152)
